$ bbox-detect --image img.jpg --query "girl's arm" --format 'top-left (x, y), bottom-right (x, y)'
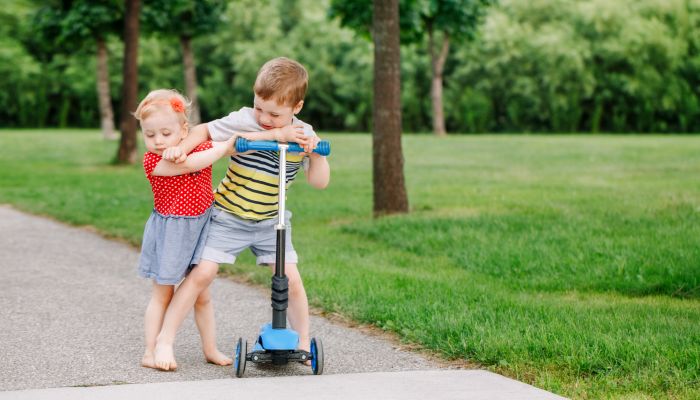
top-left (152, 137), bottom-right (235, 177)
top-left (162, 123), bottom-right (211, 163)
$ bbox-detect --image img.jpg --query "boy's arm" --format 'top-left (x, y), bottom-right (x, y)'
top-left (165, 125), bottom-right (305, 163)
top-left (305, 151), bottom-right (330, 189)
top-left (236, 125), bottom-right (309, 146)
top-left (162, 123), bottom-right (211, 163)
top-left (152, 136), bottom-right (236, 177)
top-left (296, 123), bottom-right (328, 188)
top-left (209, 107), bottom-right (307, 145)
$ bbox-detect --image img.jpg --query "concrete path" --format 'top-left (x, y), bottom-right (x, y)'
top-left (1, 371), bottom-right (564, 400)
top-left (0, 205), bottom-right (566, 399)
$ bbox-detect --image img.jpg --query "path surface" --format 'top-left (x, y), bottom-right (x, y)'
top-left (0, 206), bottom-right (566, 399)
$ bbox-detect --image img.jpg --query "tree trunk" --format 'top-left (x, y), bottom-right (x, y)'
top-left (372, 0), bottom-right (409, 217)
top-left (116, 0), bottom-right (140, 164)
top-left (180, 35), bottom-right (200, 125)
top-left (429, 29), bottom-right (449, 136)
top-left (96, 37), bottom-right (116, 140)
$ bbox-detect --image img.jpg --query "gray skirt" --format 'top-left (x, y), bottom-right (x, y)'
top-left (137, 207), bottom-right (212, 285)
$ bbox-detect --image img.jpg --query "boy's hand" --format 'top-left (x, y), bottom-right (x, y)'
top-left (300, 135), bottom-right (321, 156)
top-left (211, 136), bottom-right (237, 157)
top-left (224, 135), bottom-right (238, 156)
top-left (163, 146), bottom-right (187, 163)
top-left (274, 125), bottom-right (308, 146)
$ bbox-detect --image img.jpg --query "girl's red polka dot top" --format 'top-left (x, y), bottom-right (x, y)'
top-left (143, 141), bottom-right (214, 216)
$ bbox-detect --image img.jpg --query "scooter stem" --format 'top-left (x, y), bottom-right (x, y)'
top-left (271, 145), bottom-right (289, 329)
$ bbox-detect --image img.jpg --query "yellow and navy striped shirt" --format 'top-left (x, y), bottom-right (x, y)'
top-left (214, 150), bottom-right (304, 220)
top-left (207, 107), bottom-right (315, 221)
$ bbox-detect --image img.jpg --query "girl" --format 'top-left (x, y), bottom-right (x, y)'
top-left (134, 89), bottom-right (235, 370)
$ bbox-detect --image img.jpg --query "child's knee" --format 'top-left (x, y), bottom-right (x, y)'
top-left (194, 295), bottom-right (211, 309)
top-left (152, 287), bottom-right (174, 306)
top-left (195, 291), bottom-right (211, 308)
top-left (189, 261), bottom-right (219, 286)
top-left (191, 271), bottom-right (216, 287)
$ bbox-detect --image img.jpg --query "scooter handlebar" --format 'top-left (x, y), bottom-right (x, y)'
top-left (235, 138), bottom-right (331, 156)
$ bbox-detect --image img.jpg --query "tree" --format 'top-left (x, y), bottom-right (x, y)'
top-left (447, 0), bottom-right (697, 133)
top-left (329, 0), bottom-right (409, 214)
top-left (32, 0), bottom-right (123, 139)
top-left (142, 0), bottom-right (225, 125)
top-left (331, 0), bottom-right (493, 136)
top-left (116, 0), bottom-right (140, 164)
top-left (413, 0), bottom-right (492, 136)
top-left (3, 2), bottom-right (42, 127)
top-left (373, 0), bottom-right (409, 215)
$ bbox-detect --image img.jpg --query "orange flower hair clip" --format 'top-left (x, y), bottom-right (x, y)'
top-left (170, 98), bottom-right (185, 113)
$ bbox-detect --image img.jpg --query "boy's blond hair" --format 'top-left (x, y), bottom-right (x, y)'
top-left (133, 89), bottom-right (191, 125)
top-left (254, 57), bottom-right (308, 107)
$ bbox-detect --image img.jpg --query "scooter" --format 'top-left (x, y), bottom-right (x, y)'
top-left (233, 137), bottom-right (331, 377)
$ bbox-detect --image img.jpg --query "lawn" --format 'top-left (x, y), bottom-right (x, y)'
top-left (1, 129), bottom-right (698, 399)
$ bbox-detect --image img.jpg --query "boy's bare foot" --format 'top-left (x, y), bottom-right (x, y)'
top-left (141, 350), bottom-right (157, 369)
top-left (205, 349), bottom-right (233, 366)
top-left (154, 343), bottom-right (177, 371)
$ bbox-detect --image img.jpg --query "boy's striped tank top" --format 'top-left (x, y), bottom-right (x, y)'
top-left (214, 150), bottom-right (305, 220)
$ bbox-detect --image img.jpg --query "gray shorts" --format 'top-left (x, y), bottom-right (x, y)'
top-left (200, 207), bottom-right (298, 265)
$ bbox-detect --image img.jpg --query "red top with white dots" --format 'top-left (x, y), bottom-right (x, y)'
top-left (143, 141), bottom-right (214, 216)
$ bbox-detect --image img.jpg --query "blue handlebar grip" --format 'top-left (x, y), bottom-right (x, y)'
top-left (235, 138), bottom-right (331, 156)
top-left (235, 138), bottom-right (278, 153)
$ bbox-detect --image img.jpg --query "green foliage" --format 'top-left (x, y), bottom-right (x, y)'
top-left (31, 0), bottom-right (123, 52)
top-left (142, 0), bottom-right (225, 39)
top-left (193, 0), bottom-right (374, 129)
top-left (0, 2), bottom-right (41, 126)
top-left (408, 0), bottom-right (493, 40)
top-left (448, 4), bottom-right (596, 132)
top-left (448, 0), bottom-right (700, 132)
top-left (329, 0), bottom-right (491, 43)
top-left (0, 0), bottom-right (34, 38)
top-left (3, 0), bottom-right (700, 133)
top-left (4, 1), bottom-right (124, 129)
top-left (0, 37), bottom-right (41, 126)
top-left (57, 0), bottom-right (123, 43)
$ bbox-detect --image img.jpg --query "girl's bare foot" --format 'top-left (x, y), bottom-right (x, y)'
top-left (204, 348), bottom-right (233, 366)
top-left (141, 350), bottom-right (157, 369)
top-left (154, 343), bottom-right (177, 371)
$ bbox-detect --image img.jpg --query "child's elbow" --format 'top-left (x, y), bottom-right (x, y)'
top-left (308, 176), bottom-right (330, 190)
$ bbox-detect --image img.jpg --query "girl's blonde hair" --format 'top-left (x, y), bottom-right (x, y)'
top-left (133, 89), bottom-right (191, 125)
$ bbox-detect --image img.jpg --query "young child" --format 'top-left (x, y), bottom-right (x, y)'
top-left (134, 89), bottom-right (236, 370)
top-left (152, 57), bottom-right (330, 370)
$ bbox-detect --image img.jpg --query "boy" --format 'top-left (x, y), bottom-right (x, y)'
top-left (152, 57), bottom-right (330, 370)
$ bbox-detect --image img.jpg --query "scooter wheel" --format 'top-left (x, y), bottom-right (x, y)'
top-left (310, 337), bottom-right (324, 375)
top-left (235, 337), bottom-right (247, 378)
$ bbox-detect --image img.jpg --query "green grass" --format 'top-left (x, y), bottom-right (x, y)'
top-left (1, 129), bottom-right (698, 399)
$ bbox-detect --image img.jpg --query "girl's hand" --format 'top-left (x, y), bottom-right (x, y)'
top-left (163, 146), bottom-right (187, 163)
